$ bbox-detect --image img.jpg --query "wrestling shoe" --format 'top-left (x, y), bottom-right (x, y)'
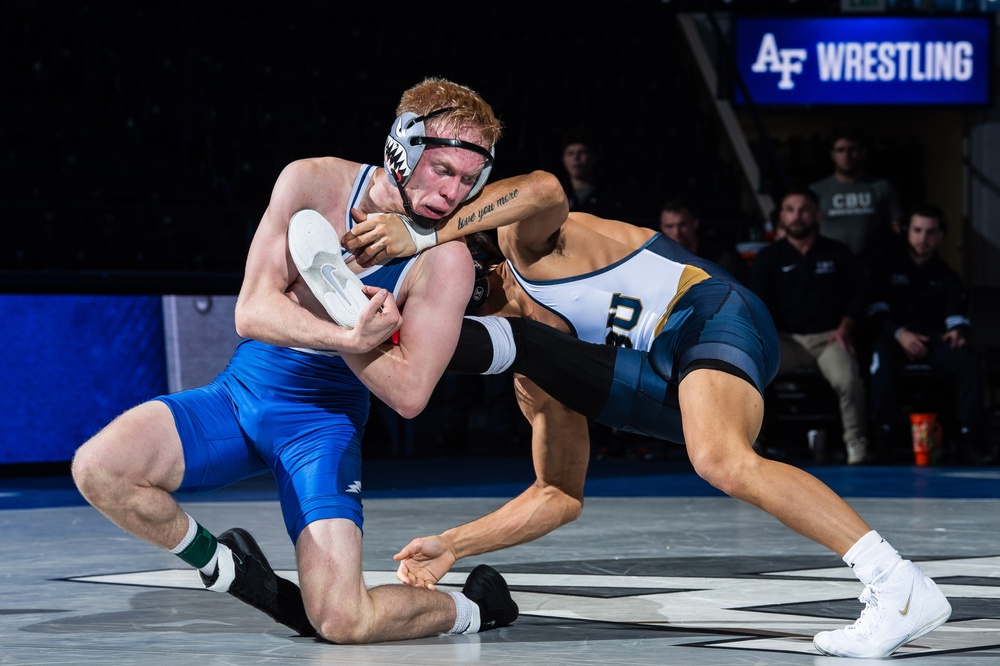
top-left (813, 559), bottom-right (951, 658)
top-left (461, 564), bottom-right (518, 633)
top-left (288, 208), bottom-right (367, 329)
top-left (201, 527), bottom-right (316, 637)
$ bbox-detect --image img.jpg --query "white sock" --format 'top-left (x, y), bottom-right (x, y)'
top-left (200, 551), bottom-right (219, 577)
top-left (169, 513), bottom-right (232, 588)
top-left (168, 513), bottom-right (198, 554)
top-left (466, 316), bottom-right (516, 375)
top-left (844, 530), bottom-right (902, 585)
top-left (447, 590), bottom-right (478, 634)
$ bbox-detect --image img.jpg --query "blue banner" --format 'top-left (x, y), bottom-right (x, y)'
top-left (735, 17), bottom-right (992, 105)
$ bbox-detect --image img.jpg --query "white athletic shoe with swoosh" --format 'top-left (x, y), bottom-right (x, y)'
top-left (287, 209), bottom-right (368, 329)
top-left (813, 559), bottom-right (951, 658)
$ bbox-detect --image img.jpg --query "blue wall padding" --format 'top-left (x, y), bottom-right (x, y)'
top-left (0, 295), bottom-right (167, 464)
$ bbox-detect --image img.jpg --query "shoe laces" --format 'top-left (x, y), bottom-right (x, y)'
top-left (846, 584), bottom-right (880, 638)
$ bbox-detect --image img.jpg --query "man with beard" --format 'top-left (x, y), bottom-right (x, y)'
top-left (748, 187), bottom-right (870, 465)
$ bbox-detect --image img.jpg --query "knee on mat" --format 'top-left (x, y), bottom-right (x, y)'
top-left (305, 595), bottom-right (369, 644)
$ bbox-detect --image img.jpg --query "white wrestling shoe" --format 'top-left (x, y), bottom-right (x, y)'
top-left (288, 209), bottom-right (367, 329)
top-left (813, 559), bottom-right (951, 658)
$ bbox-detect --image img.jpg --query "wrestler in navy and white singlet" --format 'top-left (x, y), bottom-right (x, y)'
top-left (455, 234), bottom-right (779, 444)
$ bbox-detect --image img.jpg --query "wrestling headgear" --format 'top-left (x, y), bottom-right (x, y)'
top-left (466, 256), bottom-right (491, 315)
top-left (384, 108), bottom-right (495, 226)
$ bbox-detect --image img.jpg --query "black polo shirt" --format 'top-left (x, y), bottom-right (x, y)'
top-left (748, 235), bottom-right (864, 334)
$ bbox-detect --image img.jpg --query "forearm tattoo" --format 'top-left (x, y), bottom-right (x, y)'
top-left (456, 188), bottom-right (519, 230)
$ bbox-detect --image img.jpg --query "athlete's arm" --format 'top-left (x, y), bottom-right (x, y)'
top-left (342, 170), bottom-right (569, 265)
top-left (394, 378), bottom-right (588, 588)
top-left (236, 159), bottom-right (397, 353)
top-left (339, 240), bottom-right (474, 418)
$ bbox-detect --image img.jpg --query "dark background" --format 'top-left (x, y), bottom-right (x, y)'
top-left (2, 0), bottom-right (862, 287)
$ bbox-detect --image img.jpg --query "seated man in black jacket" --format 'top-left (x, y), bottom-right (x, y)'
top-left (866, 204), bottom-right (987, 463)
top-left (748, 187), bottom-right (869, 465)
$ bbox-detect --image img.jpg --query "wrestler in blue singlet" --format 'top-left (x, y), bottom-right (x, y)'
top-left (157, 165), bottom-right (414, 541)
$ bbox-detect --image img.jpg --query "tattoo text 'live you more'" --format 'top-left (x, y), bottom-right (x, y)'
top-left (456, 189), bottom-right (519, 229)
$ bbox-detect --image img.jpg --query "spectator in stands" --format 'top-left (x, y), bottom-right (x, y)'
top-left (748, 187), bottom-right (869, 465)
top-left (558, 128), bottom-right (624, 220)
top-left (810, 124), bottom-right (903, 267)
top-left (866, 204), bottom-right (987, 464)
top-left (659, 198), bottom-right (749, 283)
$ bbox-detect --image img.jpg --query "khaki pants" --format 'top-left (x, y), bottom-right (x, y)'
top-left (777, 331), bottom-right (868, 445)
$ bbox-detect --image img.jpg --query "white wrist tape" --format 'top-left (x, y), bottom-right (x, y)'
top-left (400, 214), bottom-right (438, 253)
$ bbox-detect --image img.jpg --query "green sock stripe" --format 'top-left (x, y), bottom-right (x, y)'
top-left (176, 524), bottom-right (217, 569)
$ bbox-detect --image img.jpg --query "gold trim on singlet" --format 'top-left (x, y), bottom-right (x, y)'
top-left (652, 264), bottom-right (710, 337)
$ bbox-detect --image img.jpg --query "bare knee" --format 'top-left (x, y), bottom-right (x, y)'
top-left (315, 617), bottom-right (368, 645)
top-left (71, 436), bottom-right (153, 513)
top-left (301, 571), bottom-right (373, 644)
top-left (71, 438), bottom-right (121, 506)
top-left (306, 597), bottom-right (371, 644)
top-left (71, 402), bottom-right (182, 508)
top-left (687, 444), bottom-right (760, 498)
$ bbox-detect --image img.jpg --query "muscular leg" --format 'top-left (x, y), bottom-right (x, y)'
top-left (71, 400), bottom-right (190, 549)
top-left (450, 316), bottom-right (946, 657)
top-left (679, 368), bottom-right (871, 557)
top-left (452, 316), bottom-right (871, 554)
top-left (448, 316), bottom-right (614, 419)
top-left (72, 398), bottom-right (316, 637)
top-left (297, 519), bottom-right (456, 643)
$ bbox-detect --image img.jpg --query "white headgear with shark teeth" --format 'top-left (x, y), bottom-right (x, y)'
top-left (383, 108), bottom-right (494, 202)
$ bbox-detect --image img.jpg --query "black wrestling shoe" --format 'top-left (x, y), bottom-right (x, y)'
top-left (202, 527), bottom-right (316, 637)
top-left (462, 564), bottom-right (518, 632)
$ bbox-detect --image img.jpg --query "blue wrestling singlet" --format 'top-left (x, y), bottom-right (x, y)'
top-left (158, 164), bottom-right (419, 542)
top-left (159, 341), bottom-right (369, 541)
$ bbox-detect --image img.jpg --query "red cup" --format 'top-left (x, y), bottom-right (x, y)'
top-left (910, 413), bottom-right (942, 466)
